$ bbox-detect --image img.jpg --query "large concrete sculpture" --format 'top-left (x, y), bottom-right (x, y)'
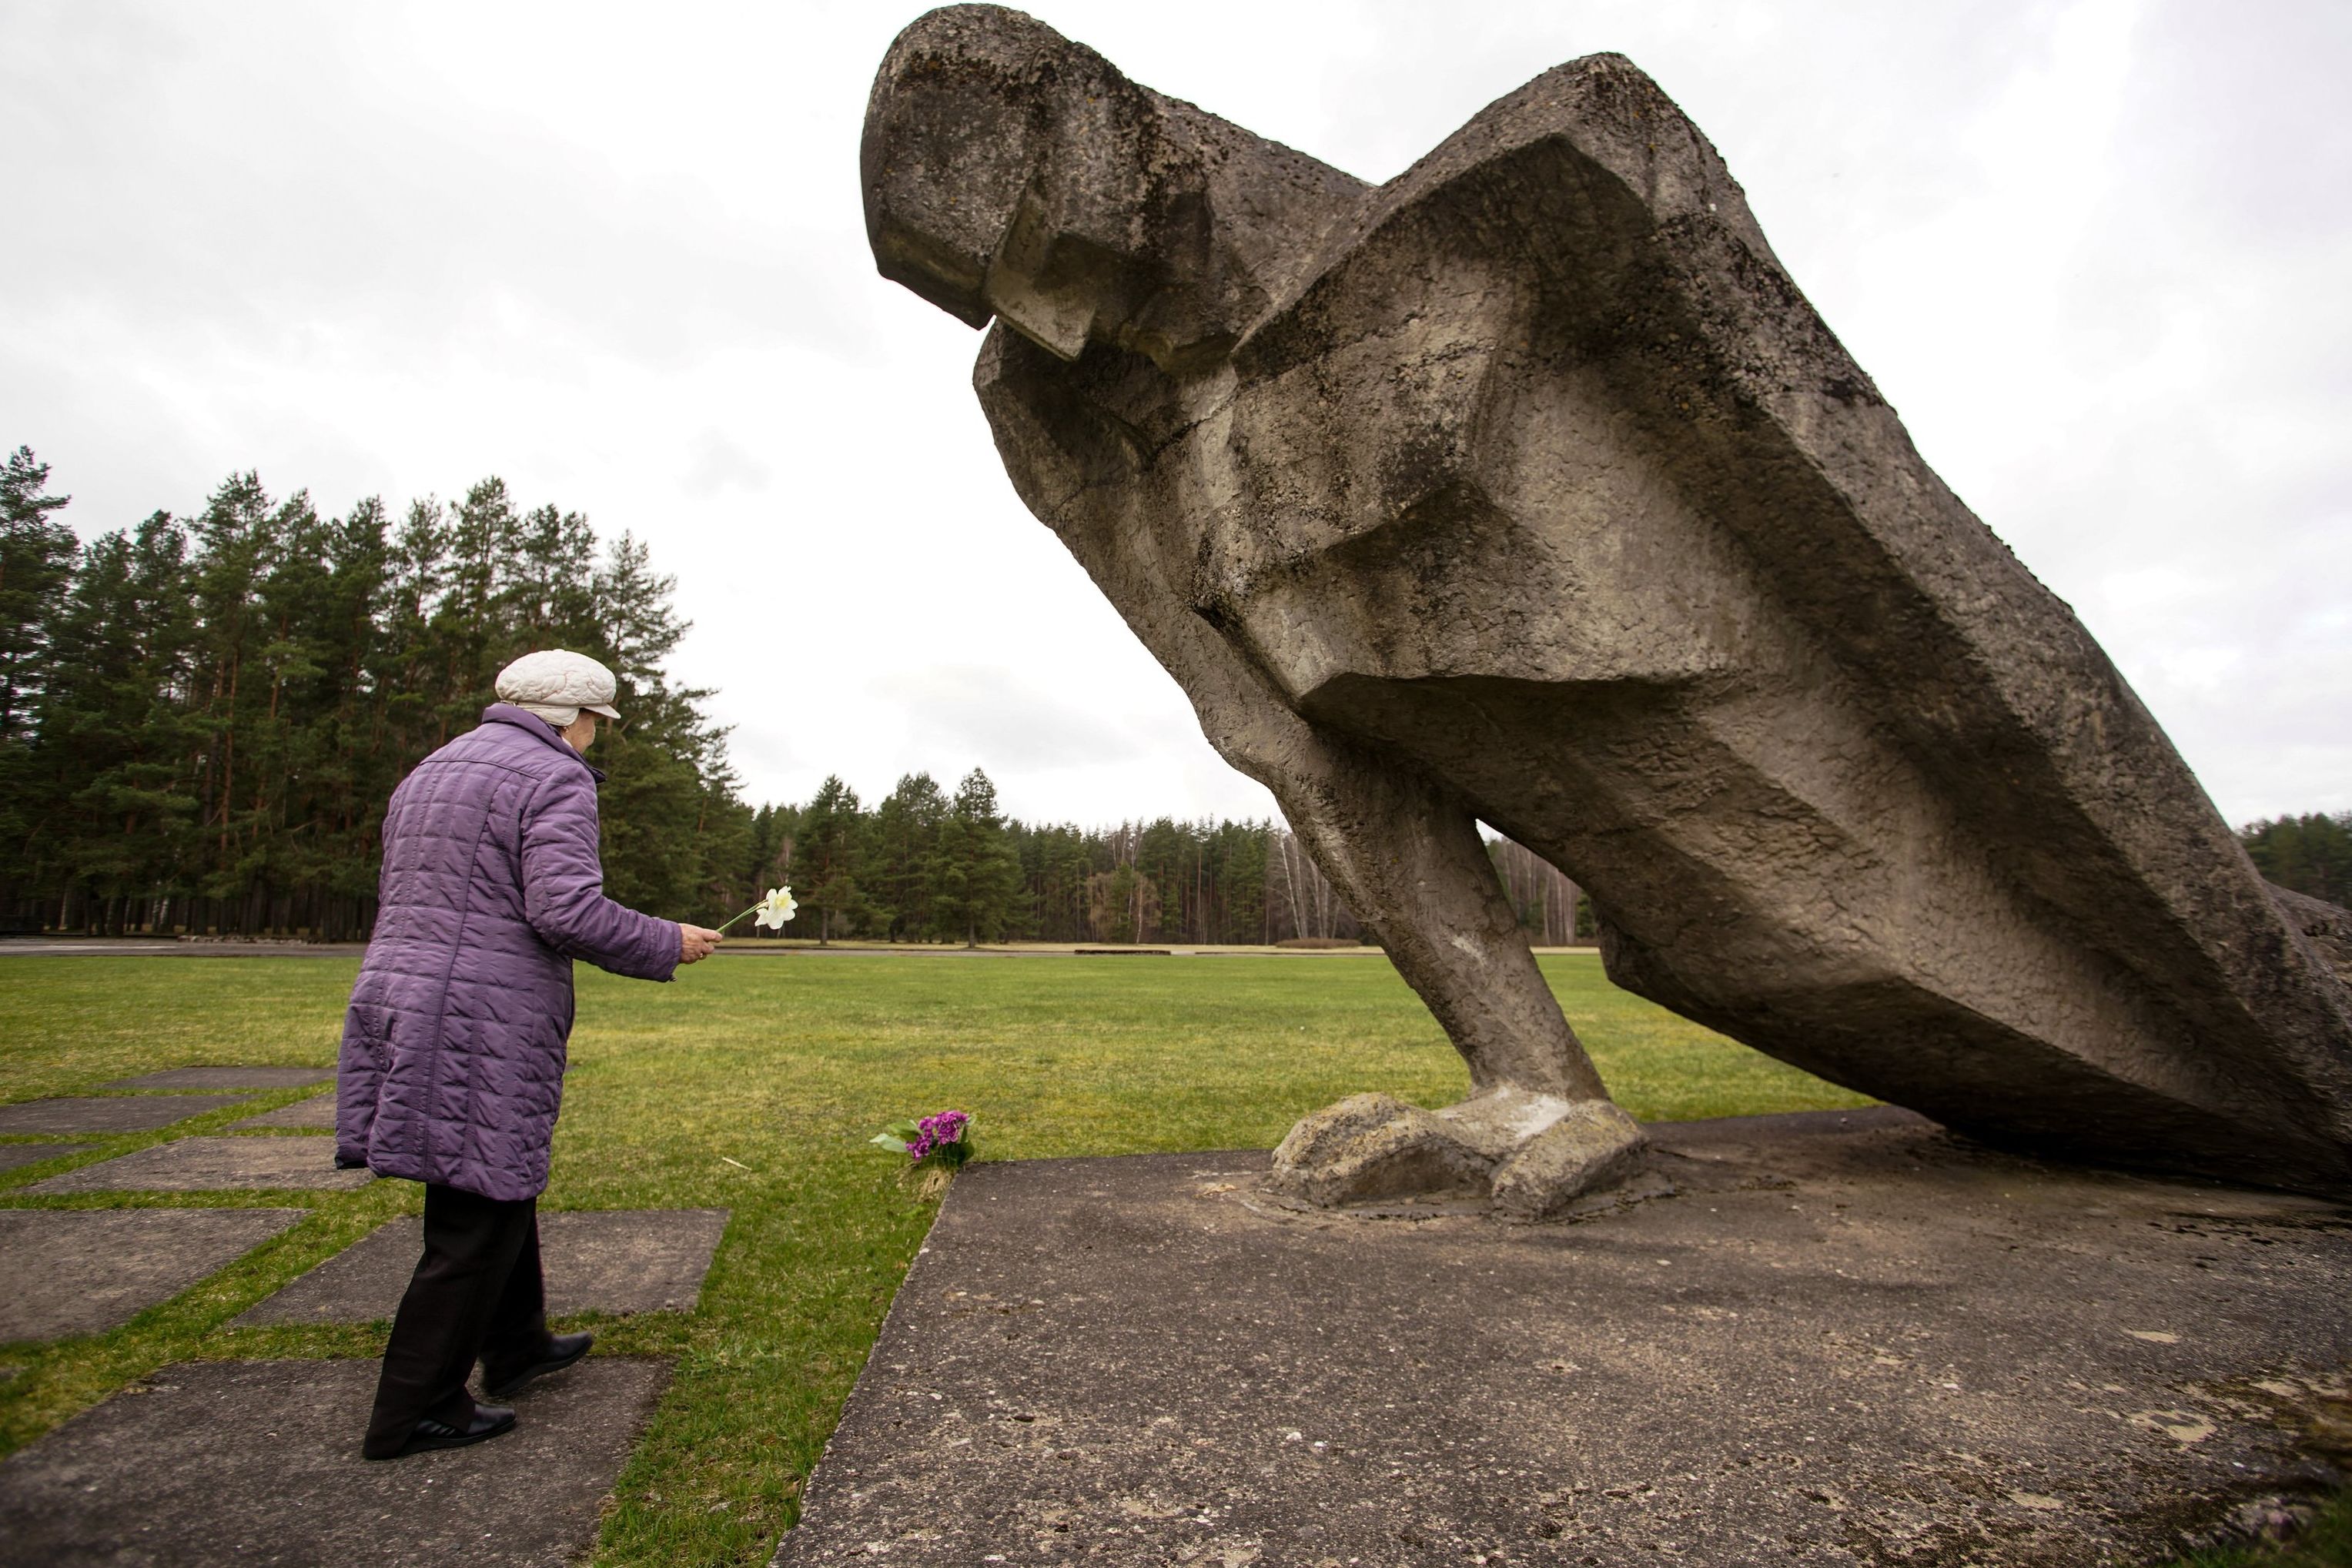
top-left (862, 5), bottom-right (2352, 1212)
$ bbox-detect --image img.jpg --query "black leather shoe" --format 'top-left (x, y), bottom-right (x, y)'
top-left (483, 1331), bottom-right (593, 1398)
top-left (365, 1403), bottom-right (515, 1460)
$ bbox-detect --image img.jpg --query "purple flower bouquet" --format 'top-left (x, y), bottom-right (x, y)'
top-left (869, 1110), bottom-right (974, 1199)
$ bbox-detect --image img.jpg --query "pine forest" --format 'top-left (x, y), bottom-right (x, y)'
top-left (2, 447), bottom-right (2330, 946)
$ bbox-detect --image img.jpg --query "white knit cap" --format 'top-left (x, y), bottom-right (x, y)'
top-left (495, 649), bottom-right (623, 725)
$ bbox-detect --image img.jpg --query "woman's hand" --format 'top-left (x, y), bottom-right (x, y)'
top-left (679, 924), bottom-right (724, 965)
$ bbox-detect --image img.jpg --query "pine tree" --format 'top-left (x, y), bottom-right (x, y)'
top-left (868, 772), bottom-right (947, 941)
top-left (933, 768), bottom-right (1021, 947)
top-left (795, 776), bottom-right (865, 944)
top-left (25, 513), bottom-right (202, 931)
top-left (0, 448), bottom-right (80, 918)
top-left (0, 446), bottom-right (78, 743)
top-left (735, 803), bottom-right (798, 938)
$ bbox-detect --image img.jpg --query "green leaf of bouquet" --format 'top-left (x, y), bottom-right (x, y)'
top-left (868, 1131), bottom-right (913, 1152)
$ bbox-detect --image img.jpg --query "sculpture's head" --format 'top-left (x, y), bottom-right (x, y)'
top-left (861, 5), bottom-right (1197, 363)
top-left (861, 6), bottom-right (1062, 330)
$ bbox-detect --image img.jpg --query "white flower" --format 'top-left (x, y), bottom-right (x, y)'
top-left (751, 885), bottom-right (797, 930)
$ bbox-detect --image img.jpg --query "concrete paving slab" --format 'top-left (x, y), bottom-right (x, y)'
top-left (0, 1095), bottom-right (253, 1135)
top-left (773, 1109), bottom-right (2352, 1568)
top-left (0, 1209), bottom-right (304, 1341)
top-left (236, 1209), bottom-right (729, 1326)
top-left (26, 1136), bottom-right (372, 1193)
top-left (107, 1066), bottom-right (333, 1091)
top-left (0, 1357), bottom-right (670, 1566)
top-left (228, 1093), bottom-right (336, 1131)
top-left (0, 1142), bottom-right (91, 1174)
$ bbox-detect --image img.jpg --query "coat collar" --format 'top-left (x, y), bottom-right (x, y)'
top-left (480, 704), bottom-right (607, 782)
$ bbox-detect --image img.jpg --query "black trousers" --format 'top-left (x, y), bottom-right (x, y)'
top-left (363, 1182), bottom-right (551, 1456)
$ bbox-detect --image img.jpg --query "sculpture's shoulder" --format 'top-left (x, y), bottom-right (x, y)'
top-left (1235, 52), bottom-right (1855, 400)
top-left (1343, 52), bottom-right (1776, 264)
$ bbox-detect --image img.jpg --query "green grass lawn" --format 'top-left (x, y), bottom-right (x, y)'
top-left (4, 949), bottom-right (1871, 1564)
top-left (2180, 1500), bottom-right (2352, 1568)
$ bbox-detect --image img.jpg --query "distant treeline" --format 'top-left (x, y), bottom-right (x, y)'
top-left (2243, 812), bottom-right (2352, 908)
top-left (0, 446), bottom-right (1596, 948)
top-left (0, 447), bottom-right (755, 938)
top-left (23, 445), bottom-right (2325, 948)
top-left (737, 784), bottom-right (1594, 948)
top-left (755, 787), bottom-right (1298, 946)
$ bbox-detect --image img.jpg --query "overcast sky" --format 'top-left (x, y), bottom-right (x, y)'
top-left (6, 0), bottom-right (2346, 829)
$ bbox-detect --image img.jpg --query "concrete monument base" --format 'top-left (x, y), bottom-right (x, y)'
top-left (774, 1110), bottom-right (2351, 1566)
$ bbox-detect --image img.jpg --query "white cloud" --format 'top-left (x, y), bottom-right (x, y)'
top-left (681, 430), bottom-right (772, 500)
top-left (4, 0), bottom-right (2345, 826)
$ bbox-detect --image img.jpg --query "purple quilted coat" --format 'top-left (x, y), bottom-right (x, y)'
top-left (336, 704), bottom-right (680, 1200)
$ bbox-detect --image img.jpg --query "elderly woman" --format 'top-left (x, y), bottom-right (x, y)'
top-left (338, 648), bottom-right (725, 1460)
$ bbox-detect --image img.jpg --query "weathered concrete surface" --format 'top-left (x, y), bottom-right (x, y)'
top-left (228, 1093), bottom-right (336, 1131)
top-left (0, 1142), bottom-right (91, 1175)
top-left (109, 1067), bottom-right (334, 1091)
top-left (0, 1095), bottom-right (252, 1135)
top-left (0, 1209), bottom-right (303, 1341)
top-left (772, 1113), bottom-right (2352, 1567)
top-left (0, 1358), bottom-right (669, 1566)
top-left (1268, 1088), bottom-right (1649, 1218)
top-left (234, 1209), bottom-right (730, 1326)
top-left (28, 1136), bottom-right (372, 1193)
top-left (862, 5), bottom-right (2352, 1206)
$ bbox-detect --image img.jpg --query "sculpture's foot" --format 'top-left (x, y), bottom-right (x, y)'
top-left (1266, 1086), bottom-right (1646, 1219)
